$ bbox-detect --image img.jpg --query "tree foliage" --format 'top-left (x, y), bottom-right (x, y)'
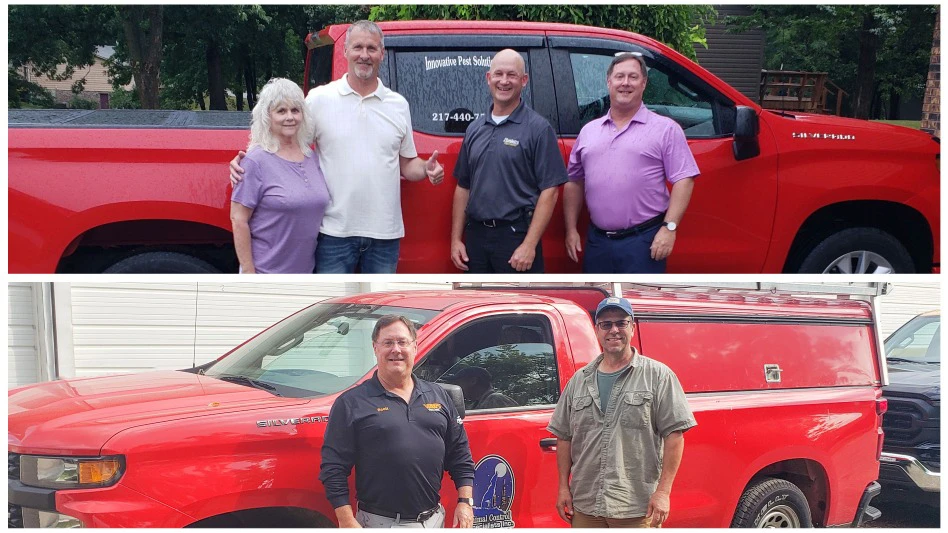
top-left (737, 6), bottom-right (936, 119)
top-left (369, 5), bottom-right (716, 60)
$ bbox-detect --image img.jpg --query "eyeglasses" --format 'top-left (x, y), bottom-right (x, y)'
top-left (596, 320), bottom-right (631, 331)
top-left (376, 339), bottom-right (415, 348)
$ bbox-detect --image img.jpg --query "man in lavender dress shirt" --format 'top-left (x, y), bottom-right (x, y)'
top-left (564, 53), bottom-right (699, 273)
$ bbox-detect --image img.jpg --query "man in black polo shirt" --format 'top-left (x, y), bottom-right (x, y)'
top-left (450, 48), bottom-right (569, 273)
top-left (319, 315), bottom-right (475, 528)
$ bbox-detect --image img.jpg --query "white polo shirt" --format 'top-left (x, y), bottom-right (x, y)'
top-left (306, 74), bottom-right (418, 240)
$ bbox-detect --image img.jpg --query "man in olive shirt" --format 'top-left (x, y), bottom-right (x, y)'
top-left (547, 297), bottom-right (696, 528)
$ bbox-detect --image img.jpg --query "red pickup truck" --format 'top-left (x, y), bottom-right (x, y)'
top-left (9, 286), bottom-right (886, 527)
top-left (9, 21), bottom-right (939, 274)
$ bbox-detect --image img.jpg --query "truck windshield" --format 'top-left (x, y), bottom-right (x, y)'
top-left (202, 303), bottom-right (440, 397)
top-left (884, 314), bottom-right (940, 364)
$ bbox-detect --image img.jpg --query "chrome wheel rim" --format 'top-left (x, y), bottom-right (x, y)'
top-left (758, 505), bottom-right (801, 528)
top-left (822, 251), bottom-right (894, 274)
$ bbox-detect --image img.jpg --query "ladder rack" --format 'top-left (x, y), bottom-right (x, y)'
top-left (451, 282), bottom-right (890, 300)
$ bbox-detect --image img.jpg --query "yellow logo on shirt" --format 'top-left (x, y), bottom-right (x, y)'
top-left (377, 407), bottom-right (389, 412)
top-left (424, 403), bottom-right (442, 411)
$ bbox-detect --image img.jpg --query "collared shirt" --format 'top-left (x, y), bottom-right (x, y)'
top-left (319, 372), bottom-right (475, 516)
top-left (567, 105), bottom-right (700, 230)
top-left (547, 349), bottom-right (696, 519)
top-left (454, 100), bottom-right (568, 221)
top-left (306, 74), bottom-right (418, 239)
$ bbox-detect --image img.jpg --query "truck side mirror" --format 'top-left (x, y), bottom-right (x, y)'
top-left (438, 383), bottom-right (466, 420)
top-left (733, 106), bottom-right (760, 161)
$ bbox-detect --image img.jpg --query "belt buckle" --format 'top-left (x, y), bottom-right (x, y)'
top-left (605, 230), bottom-right (619, 239)
top-left (483, 219), bottom-right (498, 228)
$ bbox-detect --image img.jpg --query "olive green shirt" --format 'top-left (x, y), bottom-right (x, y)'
top-left (547, 349), bottom-right (696, 519)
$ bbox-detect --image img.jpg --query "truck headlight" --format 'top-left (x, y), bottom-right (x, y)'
top-left (19, 456), bottom-right (124, 489)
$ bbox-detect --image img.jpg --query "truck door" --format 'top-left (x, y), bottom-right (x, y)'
top-left (379, 34), bottom-right (557, 273)
top-left (415, 308), bottom-right (567, 528)
top-left (549, 35), bottom-right (780, 273)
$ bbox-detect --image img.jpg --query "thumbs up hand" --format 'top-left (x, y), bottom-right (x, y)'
top-left (425, 150), bottom-right (444, 185)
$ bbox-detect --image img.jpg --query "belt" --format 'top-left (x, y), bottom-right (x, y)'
top-left (592, 212), bottom-right (665, 240)
top-left (358, 502), bottom-right (440, 523)
top-left (471, 208), bottom-right (534, 228)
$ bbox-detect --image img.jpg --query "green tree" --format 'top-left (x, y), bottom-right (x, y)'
top-left (369, 5), bottom-right (716, 60)
top-left (738, 6), bottom-right (935, 119)
top-left (118, 5), bottom-right (164, 109)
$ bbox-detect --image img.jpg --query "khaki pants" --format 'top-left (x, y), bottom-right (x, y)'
top-left (572, 510), bottom-right (659, 528)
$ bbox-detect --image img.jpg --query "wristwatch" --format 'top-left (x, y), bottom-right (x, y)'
top-left (662, 221), bottom-right (678, 231)
top-left (458, 497), bottom-right (474, 506)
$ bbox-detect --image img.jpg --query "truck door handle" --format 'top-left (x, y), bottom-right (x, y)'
top-left (539, 438), bottom-right (558, 450)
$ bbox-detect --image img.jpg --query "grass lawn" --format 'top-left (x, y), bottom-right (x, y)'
top-left (872, 119), bottom-right (922, 129)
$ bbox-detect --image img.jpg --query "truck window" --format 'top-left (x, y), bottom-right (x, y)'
top-left (307, 44), bottom-right (334, 91)
top-left (569, 51), bottom-right (733, 138)
top-left (416, 314), bottom-right (559, 409)
top-left (393, 50), bottom-right (533, 136)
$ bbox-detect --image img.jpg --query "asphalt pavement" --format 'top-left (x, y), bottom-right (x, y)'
top-left (861, 500), bottom-right (939, 528)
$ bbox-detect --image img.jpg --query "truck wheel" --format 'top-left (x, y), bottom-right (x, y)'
top-left (796, 228), bottom-right (914, 273)
top-left (103, 251), bottom-right (220, 273)
top-left (730, 477), bottom-right (812, 528)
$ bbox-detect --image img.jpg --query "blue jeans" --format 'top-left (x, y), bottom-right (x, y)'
top-left (314, 233), bottom-right (400, 273)
top-left (582, 224), bottom-right (666, 273)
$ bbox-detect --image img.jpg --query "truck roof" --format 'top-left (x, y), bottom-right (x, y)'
top-left (333, 288), bottom-right (873, 321)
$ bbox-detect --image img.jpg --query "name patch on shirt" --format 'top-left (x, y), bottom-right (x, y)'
top-left (503, 138), bottom-right (520, 147)
top-left (424, 403), bottom-right (442, 411)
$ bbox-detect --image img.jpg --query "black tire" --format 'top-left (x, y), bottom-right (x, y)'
top-left (102, 251), bottom-right (220, 274)
top-left (796, 227), bottom-right (915, 273)
top-left (731, 477), bottom-right (813, 528)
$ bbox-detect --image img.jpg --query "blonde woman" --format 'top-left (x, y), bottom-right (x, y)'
top-left (231, 78), bottom-right (330, 273)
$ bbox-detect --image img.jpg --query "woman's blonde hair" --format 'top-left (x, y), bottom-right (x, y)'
top-left (248, 78), bottom-right (313, 155)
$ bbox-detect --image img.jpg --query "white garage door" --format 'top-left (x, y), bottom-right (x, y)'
top-left (8, 283), bottom-right (40, 388)
top-left (60, 282), bottom-right (360, 378)
top-left (880, 282), bottom-right (941, 338)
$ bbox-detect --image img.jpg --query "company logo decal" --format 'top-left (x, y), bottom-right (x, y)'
top-left (424, 402), bottom-right (442, 411)
top-left (472, 454), bottom-right (515, 528)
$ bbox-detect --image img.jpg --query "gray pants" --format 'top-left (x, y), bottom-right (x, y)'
top-left (356, 504), bottom-right (445, 528)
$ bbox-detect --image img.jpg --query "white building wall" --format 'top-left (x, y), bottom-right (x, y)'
top-left (61, 282), bottom-right (360, 378)
top-left (8, 283), bottom-right (40, 388)
top-left (8, 281), bottom-right (941, 386)
top-left (878, 282), bottom-right (941, 338)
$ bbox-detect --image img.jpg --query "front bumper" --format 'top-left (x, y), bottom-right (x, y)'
top-left (879, 452), bottom-right (941, 492)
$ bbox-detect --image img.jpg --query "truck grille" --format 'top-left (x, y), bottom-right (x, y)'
top-left (8, 453), bottom-right (19, 480)
top-left (882, 394), bottom-right (940, 470)
top-left (8, 503), bottom-right (23, 528)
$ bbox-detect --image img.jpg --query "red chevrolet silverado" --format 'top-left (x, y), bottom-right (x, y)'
top-left (8, 21), bottom-right (939, 273)
top-left (9, 286), bottom-right (887, 527)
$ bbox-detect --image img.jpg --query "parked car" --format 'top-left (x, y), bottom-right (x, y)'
top-left (879, 310), bottom-right (940, 506)
top-left (9, 286), bottom-right (885, 527)
top-left (9, 21), bottom-right (940, 273)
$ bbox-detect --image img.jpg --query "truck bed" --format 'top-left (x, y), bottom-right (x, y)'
top-left (9, 109), bottom-right (251, 129)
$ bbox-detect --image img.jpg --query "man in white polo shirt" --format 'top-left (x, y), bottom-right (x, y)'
top-left (231, 20), bottom-right (443, 273)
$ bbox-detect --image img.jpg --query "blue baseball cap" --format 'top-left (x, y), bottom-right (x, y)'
top-left (595, 296), bottom-right (634, 321)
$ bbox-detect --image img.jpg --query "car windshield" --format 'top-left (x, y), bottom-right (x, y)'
top-left (884, 314), bottom-right (940, 364)
top-left (201, 303), bottom-right (441, 398)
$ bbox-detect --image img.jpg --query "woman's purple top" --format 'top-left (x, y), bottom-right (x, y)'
top-left (232, 147), bottom-right (330, 273)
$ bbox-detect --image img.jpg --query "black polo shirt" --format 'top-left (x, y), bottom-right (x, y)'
top-left (454, 100), bottom-right (569, 221)
top-left (319, 372), bottom-right (475, 515)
